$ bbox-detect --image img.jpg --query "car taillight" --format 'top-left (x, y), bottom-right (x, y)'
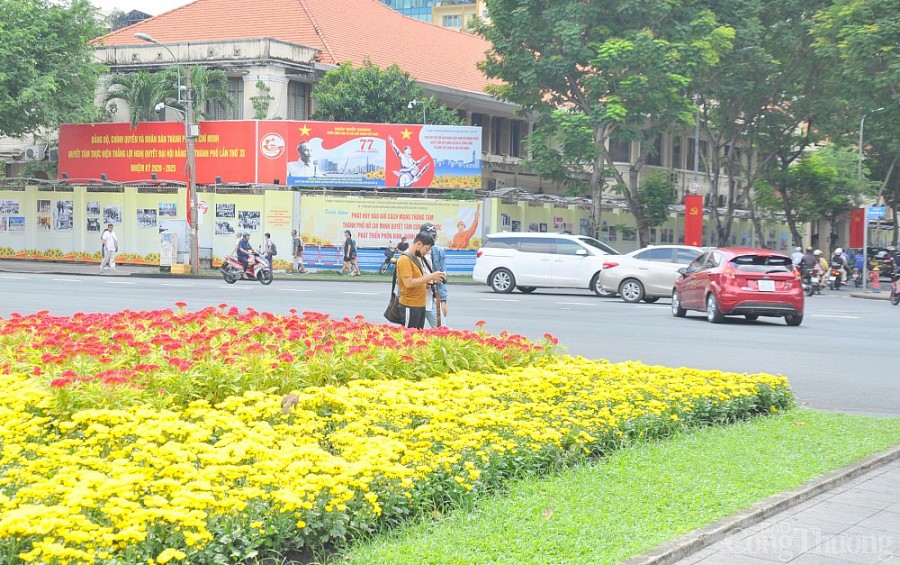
top-left (722, 265), bottom-right (737, 283)
top-left (602, 261), bottom-right (619, 269)
top-left (476, 250), bottom-right (483, 258)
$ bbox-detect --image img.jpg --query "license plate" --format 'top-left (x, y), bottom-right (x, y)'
top-left (758, 279), bottom-right (775, 292)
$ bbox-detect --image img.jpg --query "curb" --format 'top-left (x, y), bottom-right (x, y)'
top-left (849, 291), bottom-right (891, 301)
top-left (622, 444), bottom-right (900, 565)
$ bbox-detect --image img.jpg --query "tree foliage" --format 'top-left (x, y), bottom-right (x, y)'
top-left (0, 0), bottom-right (104, 137)
top-left (755, 145), bottom-right (864, 247)
top-left (812, 0), bottom-right (899, 243)
top-left (311, 60), bottom-right (462, 125)
top-left (102, 66), bottom-right (232, 127)
top-left (475, 0), bottom-right (733, 245)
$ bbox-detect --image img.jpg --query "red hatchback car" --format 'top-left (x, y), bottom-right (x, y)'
top-left (672, 247), bottom-right (804, 326)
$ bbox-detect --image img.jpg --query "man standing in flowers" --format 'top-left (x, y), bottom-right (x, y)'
top-left (397, 231), bottom-right (445, 329)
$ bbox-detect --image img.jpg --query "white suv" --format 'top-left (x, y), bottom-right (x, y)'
top-left (473, 232), bottom-right (620, 296)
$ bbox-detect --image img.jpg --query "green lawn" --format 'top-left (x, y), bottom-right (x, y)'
top-left (331, 409), bottom-right (900, 565)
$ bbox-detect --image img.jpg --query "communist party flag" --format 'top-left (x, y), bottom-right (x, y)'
top-left (684, 194), bottom-right (703, 246)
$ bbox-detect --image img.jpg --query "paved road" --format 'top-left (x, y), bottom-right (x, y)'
top-left (1, 261), bottom-right (898, 417)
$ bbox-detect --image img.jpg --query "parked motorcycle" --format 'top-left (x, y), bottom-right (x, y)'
top-left (221, 252), bottom-right (273, 285)
top-left (827, 266), bottom-right (843, 290)
top-left (379, 246), bottom-right (399, 275)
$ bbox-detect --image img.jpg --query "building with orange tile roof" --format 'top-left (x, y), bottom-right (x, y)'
top-left (92, 0), bottom-right (530, 191)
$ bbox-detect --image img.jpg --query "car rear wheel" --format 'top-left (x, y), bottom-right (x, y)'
top-left (706, 293), bottom-right (724, 324)
top-left (671, 289), bottom-right (686, 317)
top-left (489, 268), bottom-right (515, 293)
top-left (517, 286), bottom-right (537, 294)
top-left (591, 274), bottom-right (616, 297)
top-left (785, 313), bottom-right (803, 326)
top-left (619, 279), bottom-right (645, 303)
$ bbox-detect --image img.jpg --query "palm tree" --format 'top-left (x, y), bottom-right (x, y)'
top-left (103, 67), bottom-right (234, 126)
top-left (157, 66), bottom-right (234, 120)
top-left (102, 70), bottom-right (167, 127)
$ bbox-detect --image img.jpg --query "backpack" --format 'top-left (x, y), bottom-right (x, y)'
top-left (270, 241), bottom-right (277, 256)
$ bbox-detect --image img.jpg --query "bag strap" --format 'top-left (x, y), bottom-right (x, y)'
top-left (390, 265), bottom-right (398, 294)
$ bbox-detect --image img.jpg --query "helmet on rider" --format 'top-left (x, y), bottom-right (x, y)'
top-left (834, 247), bottom-right (843, 255)
top-left (419, 222), bottom-right (437, 237)
top-left (242, 230), bottom-right (250, 237)
top-left (814, 249), bottom-right (822, 256)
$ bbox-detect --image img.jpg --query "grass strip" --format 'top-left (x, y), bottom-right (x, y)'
top-left (335, 408), bottom-right (900, 564)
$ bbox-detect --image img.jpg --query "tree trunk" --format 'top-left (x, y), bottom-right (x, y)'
top-left (589, 125), bottom-right (611, 240)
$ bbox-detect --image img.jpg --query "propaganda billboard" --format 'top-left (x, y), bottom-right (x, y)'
top-left (58, 121), bottom-right (482, 189)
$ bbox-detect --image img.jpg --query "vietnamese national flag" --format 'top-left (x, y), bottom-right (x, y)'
top-left (849, 208), bottom-right (864, 248)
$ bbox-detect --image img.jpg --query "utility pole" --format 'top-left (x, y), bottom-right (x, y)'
top-left (186, 69), bottom-right (200, 275)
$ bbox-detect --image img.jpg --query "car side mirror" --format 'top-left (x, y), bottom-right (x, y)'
top-left (677, 267), bottom-right (688, 276)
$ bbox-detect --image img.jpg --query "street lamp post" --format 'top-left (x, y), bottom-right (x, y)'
top-left (858, 107), bottom-right (884, 291)
top-left (407, 100), bottom-right (426, 124)
top-left (135, 33), bottom-right (200, 275)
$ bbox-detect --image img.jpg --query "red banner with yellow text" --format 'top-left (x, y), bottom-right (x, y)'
top-left (58, 121), bottom-right (482, 189)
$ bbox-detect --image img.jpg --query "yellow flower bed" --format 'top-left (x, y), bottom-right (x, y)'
top-left (0, 349), bottom-right (793, 563)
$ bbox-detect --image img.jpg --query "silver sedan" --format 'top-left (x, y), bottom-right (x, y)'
top-left (599, 245), bottom-right (703, 303)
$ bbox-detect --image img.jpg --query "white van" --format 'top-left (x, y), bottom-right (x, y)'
top-left (473, 232), bottom-right (620, 296)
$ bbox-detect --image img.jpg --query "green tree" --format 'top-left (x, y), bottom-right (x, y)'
top-left (475, 0), bottom-right (733, 245)
top-left (103, 66), bottom-right (232, 126)
top-left (755, 145), bottom-right (864, 249)
top-left (690, 0), bottom-right (838, 247)
top-left (181, 66), bottom-right (232, 121)
top-left (311, 60), bottom-right (462, 125)
top-left (0, 0), bottom-right (103, 137)
top-left (812, 0), bottom-right (900, 244)
top-left (102, 71), bottom-right (167, 127)
top-left (250, 80), bottom-right (274, 119)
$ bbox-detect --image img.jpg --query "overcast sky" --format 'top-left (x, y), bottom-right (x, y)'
top-left (93, 0), bottom-right (193, 16)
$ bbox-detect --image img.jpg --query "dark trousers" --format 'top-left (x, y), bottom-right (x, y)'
top-left (402, 305), bottom-right (426, 329)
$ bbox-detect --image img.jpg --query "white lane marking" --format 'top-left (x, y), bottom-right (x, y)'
top-left (811, 314), bottom-right (860, 319)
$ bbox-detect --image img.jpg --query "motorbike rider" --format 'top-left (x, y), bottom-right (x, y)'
top-left (235, 230), bottom-right (254, 272)
top-left (791, 246), bottom-right (803, 267)
top-left (830, 248), bottom-right (847, 285)
top-left (815, 249), bottom-right (829, 286)
top-left (799, 247), bottom-right (817, 276)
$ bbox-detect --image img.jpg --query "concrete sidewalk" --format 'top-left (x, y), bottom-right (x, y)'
top-left (0, 259), bottom-right (166, 277)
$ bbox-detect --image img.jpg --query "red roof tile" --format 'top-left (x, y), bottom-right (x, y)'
top-left (96, 0), bottom-right (496, 95)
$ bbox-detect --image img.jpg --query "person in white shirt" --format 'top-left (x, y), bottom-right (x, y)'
top-left (287, 142), bottom-right (315, 178)
top-left (100, 224), bottom-right (118, 271)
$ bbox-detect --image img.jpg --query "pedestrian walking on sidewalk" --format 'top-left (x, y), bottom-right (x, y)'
top-left (100, 224), bottom-right (118, 271)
